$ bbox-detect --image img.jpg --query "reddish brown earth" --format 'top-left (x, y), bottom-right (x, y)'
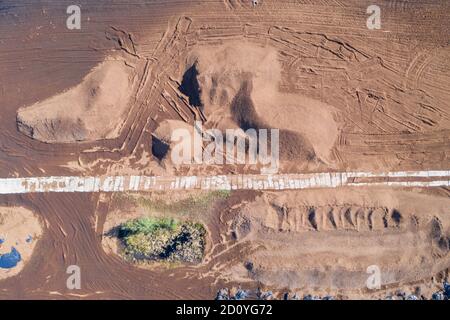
top-left (0, 0), bottom-right (449, 299)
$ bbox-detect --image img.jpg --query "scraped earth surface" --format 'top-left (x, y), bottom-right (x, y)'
top-left (0, 207), bottom-right (43, 280)
top-left (0, 0), bottom-right (449, 299)
top-left (226, 189), bottom-right (450, 292)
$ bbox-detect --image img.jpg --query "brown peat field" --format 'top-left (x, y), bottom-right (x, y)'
top-left (0, 0), bottom-right (449, 300)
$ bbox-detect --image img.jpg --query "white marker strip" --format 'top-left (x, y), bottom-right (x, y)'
top-left (0, 170), bottom-right (449, 194)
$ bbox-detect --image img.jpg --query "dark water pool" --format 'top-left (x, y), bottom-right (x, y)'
top-left (0, 247), bottom-right (22, 269)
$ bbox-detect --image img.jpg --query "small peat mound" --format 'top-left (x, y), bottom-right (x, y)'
top-left (151, 119), bottom-right (195, 164)
top-left (184, 42), bottom-right (338, 165)
top-left (17, 57), bottom-right (137, 143)
top-left (230, 80), bottom-right (316, 162)
top-left (117, 217), bottom-right (206, 264)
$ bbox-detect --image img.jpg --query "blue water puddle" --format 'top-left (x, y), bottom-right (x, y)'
top-left (0, 237), bottom-right (5, 245)
top-left (0, 247), bottom-right (22, 269)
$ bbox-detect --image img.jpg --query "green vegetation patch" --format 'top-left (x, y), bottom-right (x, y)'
top-left (118, 217), bottom-right (206, 264)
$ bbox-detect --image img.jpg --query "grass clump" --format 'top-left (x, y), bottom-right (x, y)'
top-left (119, 217), bottom-right (178, 237)
top-left (118, 216), bottom-right (206, 264)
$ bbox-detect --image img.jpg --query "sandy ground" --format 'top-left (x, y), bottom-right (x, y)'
top-left (0, 207), bottom-right (43, 280)
top-left (0, 0), bottom-right (449, 299)
top-left (223, 189), bottom-right (450, 293)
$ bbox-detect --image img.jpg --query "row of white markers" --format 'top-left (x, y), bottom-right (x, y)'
top-left (0, 170), bottom-right (449, 194)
